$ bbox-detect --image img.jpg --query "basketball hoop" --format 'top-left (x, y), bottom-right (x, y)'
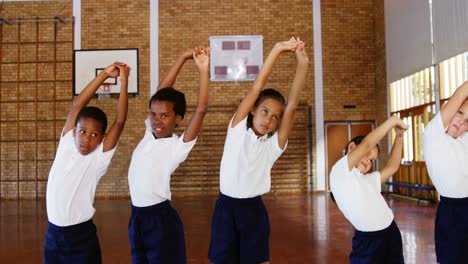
top-left (97, 82), bottom-right (112, 101)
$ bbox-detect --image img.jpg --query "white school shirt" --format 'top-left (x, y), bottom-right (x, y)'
top-left (46, 130), bottom-right (116, 227)
top-left (423, 113), bottom-right (468, 198)
top-left (220, 116), bottom-right (287, 198)
top-left (329, 155), bottom-right (394, 232)
top-left (128, 118), bottom-right (196, 207)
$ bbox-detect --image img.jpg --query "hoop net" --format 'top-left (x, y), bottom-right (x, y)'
top-left (97, 82), bottom-right (112, 101)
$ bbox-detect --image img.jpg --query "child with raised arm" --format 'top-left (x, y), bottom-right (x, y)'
top-left (127, 47), bottom-right (209, 263)
top-left (44, 62), bottom-right (130, 263)
top-left (208, 37), bottom-right (308, 264)
top-left (422, 82), bottom-right (468, 263)
top-left (330, 116), bottom-right (408, 264)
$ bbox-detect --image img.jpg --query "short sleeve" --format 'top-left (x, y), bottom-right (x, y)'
top-left (96, 143), bottom-right (117, 179)
top-left (58, 129), bottom-right (74, 149)
top-left (268, 132), bottom-right (287, 163)
top-left (145, 118), bottom-right (152, 133)
top-left (423, 113), bottom-right (444, 157)
top-left (223, 115), bottom-right (248, 148)
top-left (329, 155), bottom-right (349, 195)
top-left (174, 133), bottom-right (197, 164)
top-left (228, 115), bottom-right (248, 135)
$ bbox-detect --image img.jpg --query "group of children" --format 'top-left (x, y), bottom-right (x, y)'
top-left (44, 37), bottom-right (307, 264)
top-left (42, 35), bottom-right (468, 264)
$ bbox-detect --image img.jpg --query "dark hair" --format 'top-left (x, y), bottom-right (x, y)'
top-left (344, 135), bottom-right (380, 155)
top-left (75, 106), bottom-right (108, 134)
top-left (149, 87), bottom-right (186, 119)
top-left (246, 88), bottom-right (286, 137)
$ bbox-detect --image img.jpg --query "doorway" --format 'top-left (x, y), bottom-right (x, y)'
top-left (324, 121), bottom-right (375, 191)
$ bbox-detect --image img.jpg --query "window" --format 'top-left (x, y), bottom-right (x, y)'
top-left (390, 50), bottom-right (468, 163)
top-left (390, 67), bottom-right (435, 113)
top-left (439, 51), bottom-right (468, 100)
top-left (390, 67), bottom-right (435, 162)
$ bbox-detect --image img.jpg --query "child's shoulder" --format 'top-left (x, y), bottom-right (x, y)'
top-left (335, 155), bottom-right (349, 169)
top-left (229, 114), bottom-right (247, 127)
top-left (56, 129), bottom-right (75, 150)
top-left (425, 112), bottom-right (444, 135)
top-left (61, 129), bottom-right (74, 138)
top-left (330, 155), bottom-right (350, 178)
top-left (227, 115), bottom-right (248, 137)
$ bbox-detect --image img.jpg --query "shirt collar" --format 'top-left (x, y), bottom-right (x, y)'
top-left (351, 167), bottom-right (364, 176)
top-left (152, 133), bottom-right (178, 141)
top-left (247, 128), bottom-right (268, 142)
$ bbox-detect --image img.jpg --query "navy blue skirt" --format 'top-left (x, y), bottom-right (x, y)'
top-left (44, 219), bottom-right (101, 264)
top-left (435, 196), bottom-right (468, 264)
top-left (350, 220), bottom-right (404, 264)
top-left (128, 200), bottom-right (186, 264)
top-left (208, 192), bottom-right (270, 264)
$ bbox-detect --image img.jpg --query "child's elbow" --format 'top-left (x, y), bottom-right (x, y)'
top-left (388, 163), bottom-right (401, 176)
top-left (71, 97), bottom-right (81, 109)
top-left (114, 120), bottom-right (126, 130)
top-left (196, 105), bottom-right (208, 116)
top-left (283, 104), bottom-right (298, 116)
top-left (361, 138), bottom-right (374, 152)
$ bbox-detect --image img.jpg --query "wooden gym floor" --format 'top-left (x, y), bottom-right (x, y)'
top-left (0, 193), bottom-right (436, 263)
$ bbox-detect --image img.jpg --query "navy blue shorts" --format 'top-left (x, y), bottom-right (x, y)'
top-left (435, 196), bottom-right (468, 264)
top-left (43, 219), bottom-right (101, 264)
top-left (208, 193), bottom-right (270, 264)
top-left (128, 200), bottom-right (186, 264)
top-left (350, 220), bottom-right (404, 264)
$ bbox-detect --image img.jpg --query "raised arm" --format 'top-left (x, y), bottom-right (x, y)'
top-left (231, 38), bottom-right (300, 127)
top-left (63, 64), bottom-right (119, 136)
top-left (379, 127), bottom-right (404, 183)
top-left (183, 47), bottom-right (210, 142)
top-left (277, 40), bottom-right (308, 149)
top-left (347, 115), bottom-right (408, 171)
top-left (157, 48), bottom-right (193, 90)
top-left (103, 62), bottom-right (130, 152)
top-left (440, 81), bottom-right (468, 127)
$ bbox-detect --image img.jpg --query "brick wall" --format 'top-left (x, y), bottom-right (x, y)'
top-left (79, 0), bottom-right (151, 197)
top-left (0, 1), bottom-right (74, 199)
top-left (0, 0), bottom-right (385, 198)
top-left (157, 0), bottom-right (314, 196)
top-left (374, 0), bottom-right (390, 162)
top-left (322, 0), bottom-right (377, 122)
top-left (321, 0), bottom-right (390, 170)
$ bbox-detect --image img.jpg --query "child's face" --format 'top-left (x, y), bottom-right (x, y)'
top-left (149, 100), bottom-right (182, 138)
top-left (447, 100), bottom-right (468, 138)
top-left (251, 98), bottom-right (283, 136)
top-left (74, 117), bottom-right (105, 155)
top-left (355, 146), bottom-right (379, 174)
